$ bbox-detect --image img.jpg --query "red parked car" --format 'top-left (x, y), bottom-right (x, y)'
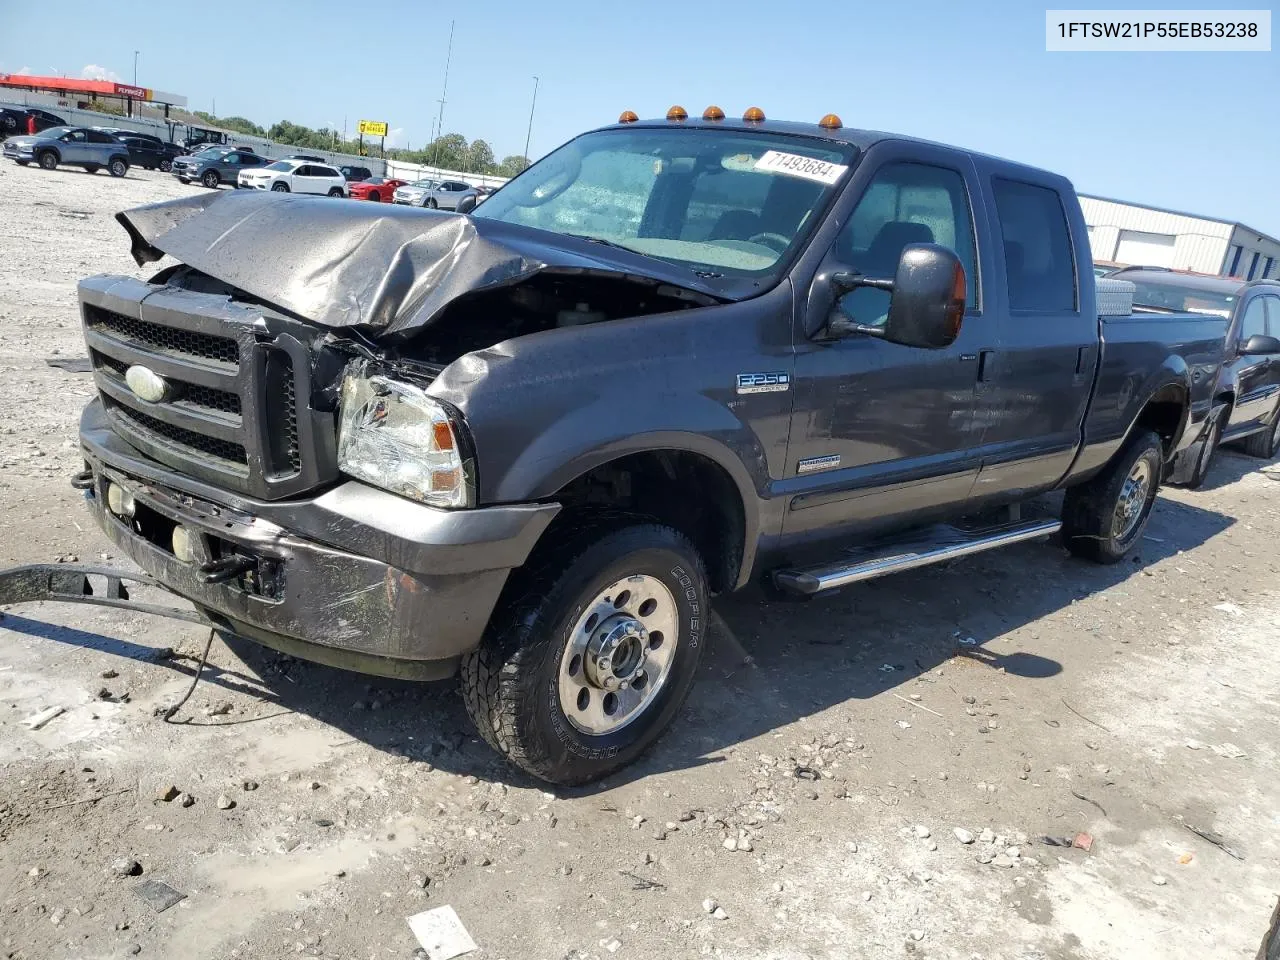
top-left (347, 177), bottom-right (407, 202)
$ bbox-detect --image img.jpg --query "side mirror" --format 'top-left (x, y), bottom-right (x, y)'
top-left (826, 243), bottom-right (966, 349)
top-left (456, 194), bottom-right (478, 215)
top-left (1240, 333), bottom-right (1280, 356)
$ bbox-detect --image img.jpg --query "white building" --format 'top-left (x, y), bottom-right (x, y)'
top-left (1081, 194), bottom-right (1280, 280)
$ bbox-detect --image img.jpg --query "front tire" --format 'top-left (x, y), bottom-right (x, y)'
top-left (201, 170), bottom-right (220, 188)
top-left (1242, 413), bottom-right (1280, 459)
top-left (159, 159), bottom-right (173, 172)
top-left (271, 181), bottom-right (290, 192)
top-left (462, 521), bottom-right (709, 785)
top-left (425, 197), bottom-right (437, 209)
top-left (367, 191), bottom-right (380, 202)
top-left (108, 158), bottom-right (127, 178)
top-left (327, 188), bottom-right (344, 197)
top-left (37, 150), bottom-right (58, 170)
top-left (1062, 429), bottom-right (1163, 564)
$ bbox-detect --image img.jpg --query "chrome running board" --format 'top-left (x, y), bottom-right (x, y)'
top-left (772, 518), bottom-right (1062, 596)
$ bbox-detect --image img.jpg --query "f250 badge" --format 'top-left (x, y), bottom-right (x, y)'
top-left (736, 372), bottom-right (790, 395)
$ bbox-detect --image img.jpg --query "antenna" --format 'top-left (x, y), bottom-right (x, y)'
top-left (431, 19), bottom-right (455, 170)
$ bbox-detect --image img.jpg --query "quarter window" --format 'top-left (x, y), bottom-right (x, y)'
top-left (992, 179), bottom-right (1077, 312)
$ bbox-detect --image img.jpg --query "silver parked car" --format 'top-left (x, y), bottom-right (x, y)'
top-left (3, 126), bottom-right (131, 176)
top-left (392, 178), bottom-right (478, 210)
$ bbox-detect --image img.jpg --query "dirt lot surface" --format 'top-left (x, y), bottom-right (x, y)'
top-left (1, 160), bottom-right (1279, 960)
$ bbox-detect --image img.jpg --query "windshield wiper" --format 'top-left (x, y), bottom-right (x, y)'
top-left (564, 233), bottom-right (637, 253)
top-left (564, 234), bottom-right (725, 281)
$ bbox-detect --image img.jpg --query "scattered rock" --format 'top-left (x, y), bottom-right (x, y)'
top-left (702, 898), bottom-right (718, 914)
top-left (979, 828), bottom-right (995, 843)
top-left (216, 795), bottom-right (235, 810)
top-left (925, 840), bottom-right (937, 851)
top-left (50, 908), bottom-right (67, 925)
top-left (242, 780), bottom-right (259, 792)
top-left (712, 907), bottom-right (728, 921)
top-left (101, 669), bottom-right (119, 679)
top-left (976, 852), bottom-right (994, 865)
top-left (1152, 875), bottom-right (1167, 886)
top-left (953, 828), bottom-right (975, 844)
top-left (177, 793), bottom-right (195, 808)
top-left (913, 825), bottom-right (931, 839)
top-left (206, 701), bottom-right (233, 716)
top-left (678, 810), bottom-right (697, 822)
top-left (722, 837), bottom-right (739, 852)
top-left (1212, 743), bottom-right (1247, 760)
top-left (862, 890), bottom-right (872, 902)
top-left (1006, 846), bottom-right (1022, 858)
top-left (908, 930), bottom-right (925, 942)
top-left (846, 841), bottom-right (858, 853)
top-left (992, 855), bottom-right (1015, 868)
top-left (600, 937), bottom-right (622, 953)
top-left (309, 781), bottom-right (322, 791)
top-left (156, 785), bottom-right (180, 803)
top-left (314, 819), bottom-right (334, 828)
top-left (1072, 832), bottom-right (1094, 852)
top-left (110, 858), bottom-right (142, 877)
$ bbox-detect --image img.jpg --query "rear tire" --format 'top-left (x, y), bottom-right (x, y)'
top-left (201, 170), bottom-right (220, 188)
top-left (37, 150), bottom-right (58, 170)
top-left (461, 521), bottom-right (709, 785)
top-left (1062, 429), bottom-right (1163, 564)
top-left (327, 188), bottom-right (343, 197)
top-left (368, 191), bottom-right (380, 202)
top-left (108, 158), bottom-right (127, 178)
top-left (1242, 414), bottom-right (1280, 459)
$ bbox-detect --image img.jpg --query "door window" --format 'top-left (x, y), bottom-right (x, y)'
top-left (61, 130), bottom-right (87, 142)
top-left (223, 154), bottom-right (239, 166)
top-left (316, 166), bottom-right (340, 179)
top-left (832, 161), bottom-right (979, 326)
top-left (1240, 297), bottom-right (1267, 339)
top-left (87, 130), bottom-right (116, 144)
top-left (991, 179), bottom-right (1077, 312)
top-left (1264, 297), bottom-right (1280, 336)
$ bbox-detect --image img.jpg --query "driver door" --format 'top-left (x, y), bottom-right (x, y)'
top-left (59, 130), bottom-right (90, 163)
top-left (783, 144), bottom-right (992, 541)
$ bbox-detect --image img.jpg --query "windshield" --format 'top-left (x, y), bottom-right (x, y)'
top-left (40, 126), bottom-right (74, 139)
top-left (473, 127), bottom-right (855, 279)
top-left (410, 180), bottom-right (436, 188)
top-left (1125, 277), bottom-right (1239, 317)
top-left (265, 161), bottom-right (294, 171)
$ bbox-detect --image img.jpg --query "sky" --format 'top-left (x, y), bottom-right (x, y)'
top-left (2, 0), bottom-right (1277, 232)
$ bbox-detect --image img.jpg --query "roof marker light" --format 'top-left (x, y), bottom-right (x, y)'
top-left (667, 105), bottom-right (688, 121)
top-left (618, 110), bottom-right (639, 123)
top-left (819, 113), bottom-right (843, 129)
top-left (702, 105), bottom-right (725, 121)
top-left (742, 106), bottom-right (766, 122)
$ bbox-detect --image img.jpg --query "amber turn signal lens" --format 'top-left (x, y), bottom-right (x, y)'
top-left (618, 110), bottom-right (639, 123)
top-left (742, 106), bottom-right (765, 122)
top-left (667, 105), bottom-right (688, 121)
top-left (818, 113), bottom-right (842, 129)
top-left (702, 105), bottom-right (725, 121)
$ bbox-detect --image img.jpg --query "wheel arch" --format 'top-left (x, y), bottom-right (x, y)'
top-left (537, 441), bottom-right (757, 594)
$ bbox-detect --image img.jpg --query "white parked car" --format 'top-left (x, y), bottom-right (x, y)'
top-left (238, 159), bottom-right (348, 196)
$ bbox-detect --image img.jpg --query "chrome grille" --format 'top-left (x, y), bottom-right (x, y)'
top-left (79, 276), bottom-right (335, 500)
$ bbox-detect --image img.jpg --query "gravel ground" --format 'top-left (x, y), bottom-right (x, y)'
top-left (1, 159), bottom-right (1279, 960)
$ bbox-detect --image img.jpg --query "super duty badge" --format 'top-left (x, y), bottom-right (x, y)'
top-left (736, 372), bottom-right (790, 395)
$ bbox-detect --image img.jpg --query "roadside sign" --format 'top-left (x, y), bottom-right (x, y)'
top-left (358, 120), bottom-right (388, 137)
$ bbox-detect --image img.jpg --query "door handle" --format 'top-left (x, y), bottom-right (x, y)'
top-left (977, 350), bottom-right (996, 382)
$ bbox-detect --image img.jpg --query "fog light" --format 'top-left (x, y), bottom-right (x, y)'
top-left (171, 525), bottom-right (195, 564)
top-left (106, 482), bottom-right (136, 518)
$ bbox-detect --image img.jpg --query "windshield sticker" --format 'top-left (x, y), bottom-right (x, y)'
top-left (753, 151), bottom-right (848, 185)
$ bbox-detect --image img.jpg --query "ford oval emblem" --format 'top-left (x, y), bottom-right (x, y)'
top-left (124, 365), bottom-right (171, 403)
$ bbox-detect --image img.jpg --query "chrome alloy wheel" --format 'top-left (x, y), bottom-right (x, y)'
top-left (558, 574), bottom-right (678, 735)
top-left (1114, 458), bottom-right (1153, 540)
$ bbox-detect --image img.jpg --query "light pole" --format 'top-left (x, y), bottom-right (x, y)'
top-left (431, 20), bottom-right (455, 171)
top-left (133, 50), bottom-right (139, 86)
top-left (523, 76), bottom-right (539, 166)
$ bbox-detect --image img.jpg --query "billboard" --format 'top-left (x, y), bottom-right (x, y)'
top-left (358, 120), bottom-right (388, 137)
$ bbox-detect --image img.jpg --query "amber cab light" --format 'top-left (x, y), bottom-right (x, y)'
top-left (667, 105), bottom-right (688, 121)
top-left (618, 110), bottom-right (639, 123)
top-left (743, 106), bottom-right (766, 122)
top-left (702, 105), bottom-right (725, 121)
top-left (819, 113), bottom-right (843, 129)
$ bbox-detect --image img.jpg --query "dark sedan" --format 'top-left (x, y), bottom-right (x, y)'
top-left (110, 132), bottom-right (185, 172)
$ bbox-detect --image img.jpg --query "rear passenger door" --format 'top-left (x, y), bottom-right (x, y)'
top-left (967, 170), bottom-right (1096, 501)
top-left (1227, 294), bottom-right (1280, 434)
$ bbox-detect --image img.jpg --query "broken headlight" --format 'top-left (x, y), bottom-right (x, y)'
top-left (337, 370), bottom-right (474, 508)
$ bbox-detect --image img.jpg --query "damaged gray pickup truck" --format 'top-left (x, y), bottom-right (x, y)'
top-left (17, 108), bottom-right (1235, 784)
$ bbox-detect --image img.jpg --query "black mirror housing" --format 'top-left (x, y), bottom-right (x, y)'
top-left (823, 243), bottom-right (966, 349)
top-left (883, 244), bottom-right (967, 348)
top-left (1240, 333), bottom-right (1280, 356)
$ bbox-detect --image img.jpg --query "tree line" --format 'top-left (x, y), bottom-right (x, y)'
top-left (190, 112), bottom-right (530, 177)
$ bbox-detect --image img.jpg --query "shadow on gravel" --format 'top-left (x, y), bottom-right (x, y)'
top-left (1193, 446), bottom-right (1277, 492)
top-left (0, 490), bottom-right (1236, 793)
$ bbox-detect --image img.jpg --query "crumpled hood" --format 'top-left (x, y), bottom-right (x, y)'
top-left (115, 191), bottom-right (723, 335)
